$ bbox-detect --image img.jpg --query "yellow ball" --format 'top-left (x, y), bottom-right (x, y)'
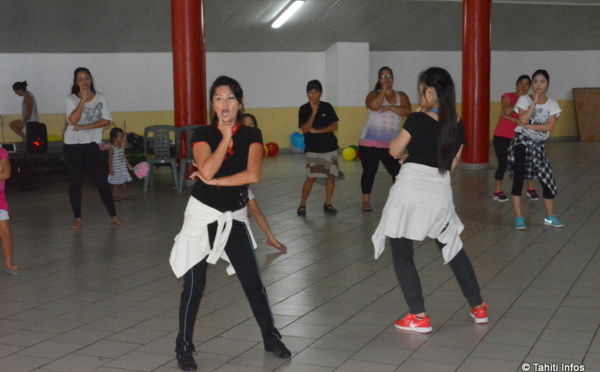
top-left (342, 147), bottom-right (356, 161)
top-left (263, 145), bottom-right (269, 158)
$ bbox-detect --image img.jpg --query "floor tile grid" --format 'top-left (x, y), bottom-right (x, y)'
top-left (0, 141), bottom-right (596, 365)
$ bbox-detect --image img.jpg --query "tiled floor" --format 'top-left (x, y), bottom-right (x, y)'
top-left (1, 141), bottom-right (599, 372)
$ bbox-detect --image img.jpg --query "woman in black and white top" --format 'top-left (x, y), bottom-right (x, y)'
top-left (170, 76), bottom-right (290, 372)
top-left (64, 67), bottom-right (124, 230)
top-left (372, 67), bottom-right (487, 334)
top-left (508, 69), bottom-right (563, 230)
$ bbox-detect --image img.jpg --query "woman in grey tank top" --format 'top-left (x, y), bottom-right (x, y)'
top-left (10, 81), bottom-right (39, 141)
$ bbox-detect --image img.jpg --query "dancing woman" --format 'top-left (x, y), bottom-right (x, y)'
top-left (372, 67), bottom-right (487, 333)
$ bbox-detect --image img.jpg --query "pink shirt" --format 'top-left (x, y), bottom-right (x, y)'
top-left (493, 92), bottom-right (519, 139)
top-left (0, 148), bottom-right (8, 211)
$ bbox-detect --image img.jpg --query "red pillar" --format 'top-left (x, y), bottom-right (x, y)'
top-left (462, 0), bottom-right (491, 166)
top-left (171, 0), bottom-right (207, 158)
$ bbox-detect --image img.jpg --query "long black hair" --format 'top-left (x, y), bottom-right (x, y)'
top-left (12, 81), bottom-right (28, 91)
top-left (71, 67), bottom-right (96, 95)
top-left (374, 66), bottom-right (393, 91)
top-left (418, 67), bottom-right (458, 174)
top-left (208, 75), bottom-right (244, 125)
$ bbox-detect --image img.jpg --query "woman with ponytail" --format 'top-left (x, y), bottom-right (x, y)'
top-left (372, 67), bottom-right (487, 334)
top-left (10, 81), bottom-right (38, 141)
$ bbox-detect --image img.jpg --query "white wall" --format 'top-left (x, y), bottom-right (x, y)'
top-left (0, 53), bottom-right (174, 115)
top-left (369, 51), bottom-right (464, 106)
top-left (490, 51), bottom-right (600, 101)
top-left (0, 52), bottom-right (323, 115)
top-left (207, 52), bottom-right (323, 109)
top-left (2, 50), bottom-right (600, 116)
top-left (325, 42), bottom-right (370, 107)
top-left (370, 50), bottom-right (600, 104)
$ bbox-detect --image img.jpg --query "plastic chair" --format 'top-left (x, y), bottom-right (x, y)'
top-left (143, 125), bottom-right (178, 192)
top-left (175, 125), bottom-right (201, 192)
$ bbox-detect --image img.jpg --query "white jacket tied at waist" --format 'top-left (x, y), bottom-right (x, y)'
top-left (169, 197), bottom-right (256, 278)
top-left (372, 163), bottom-right (464, 264)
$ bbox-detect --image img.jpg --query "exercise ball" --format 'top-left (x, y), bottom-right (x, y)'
top-left (266, 142), bottom-right (279, 157)
top-left (342, 147), bottom-right (356, 161)
top-left (290, 132), bottom-right (305, 153)
top-left (349, 144), bottom-right (359, 159)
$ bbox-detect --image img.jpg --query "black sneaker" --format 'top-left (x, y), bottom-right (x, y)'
top-left (493, 190), bottom-right (508, 202)
top-left (323, 204), bottom-right (337, 214)
top-left (176, 351), bottom-right (197, 371)
top-left (265, 339), bottom-right (291, 358)
top-left (527, 188), bottom-right (539, 201)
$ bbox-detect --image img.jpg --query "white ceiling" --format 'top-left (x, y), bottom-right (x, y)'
top-left (2, 0), bottom-right (600, 53)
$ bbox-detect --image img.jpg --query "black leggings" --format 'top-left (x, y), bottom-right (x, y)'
top-left (390, 237), bottom-right (483, 314)
top-left (510, 145), bottom-right (554, 199)
top-left (176, 220), bottom-right (281, 354)
top-left (493, 136), bottom-right (512, 181)
top-left (63, 143), bottom-right (116, 218)
top-left (359, 145), bottom-right (401, 194)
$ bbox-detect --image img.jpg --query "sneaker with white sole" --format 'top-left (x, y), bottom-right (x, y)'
top-left (544, 215), bottom-right (564, 228)
top-left (493, 191), bottom-right (508, 202)
top-left (394, 314), bottom-right (432, 333)
top-left (470, 303), bottom-right (488, 324)
top-left (527, 188), bottom-right (539, 201)
top-left (515, 217), bottom-right (526, 230)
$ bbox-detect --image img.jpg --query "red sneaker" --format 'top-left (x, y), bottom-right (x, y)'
top-left (394, 314), bottom-right (432, 333)
top-left (470, 303), bottom-right (488, 324)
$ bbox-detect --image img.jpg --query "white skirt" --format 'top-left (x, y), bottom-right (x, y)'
top-left (372, 163), bottom-right (464, 264)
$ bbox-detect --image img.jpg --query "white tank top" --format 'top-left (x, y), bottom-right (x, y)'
top-left (359, 91), bottom-right (403, 147)
top-left (22, 92), bottom-right (39, 123)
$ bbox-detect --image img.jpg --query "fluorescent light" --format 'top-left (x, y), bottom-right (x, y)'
top-left (271, 1), bottom-right (305, 29)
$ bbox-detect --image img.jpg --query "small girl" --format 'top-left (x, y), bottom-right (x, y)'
top-left (0, 147), bottom-right (21, 276)
top-left (108, 128), bottom-right (133, 201)
top-left (241, 114), bottom-right (287, 253)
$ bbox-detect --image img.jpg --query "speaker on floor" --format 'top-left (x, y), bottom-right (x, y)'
top-left (26, 121), bottom-right (48, 153)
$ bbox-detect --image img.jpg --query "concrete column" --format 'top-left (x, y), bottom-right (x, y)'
top-left (324, 42), bottom-right (370, 147)
top-left (171, 0), bottom-right (207, 150)
top-left (462, 0), bottom-right (491, 168)
top-left (171, 0), bottom-right (206, 184)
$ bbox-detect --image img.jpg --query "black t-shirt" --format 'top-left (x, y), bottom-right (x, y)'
top-left (403, 112), bottom-right (466, 168)
top-left (190, 124), bottom-right (263, 212)
top-left (298, 101), bottom-right (339, 153)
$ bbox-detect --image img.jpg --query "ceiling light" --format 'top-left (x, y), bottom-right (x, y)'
top-left (271, 1), bottom-right (305, 29)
